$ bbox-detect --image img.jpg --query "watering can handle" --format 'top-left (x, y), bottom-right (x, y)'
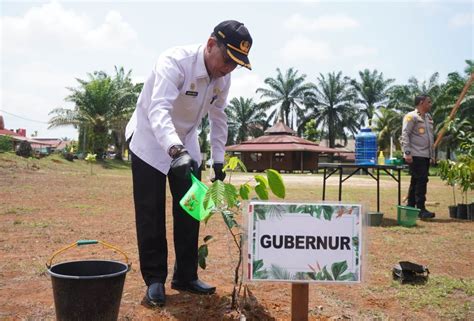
top-left (46, 240), bottom-right (130, 269)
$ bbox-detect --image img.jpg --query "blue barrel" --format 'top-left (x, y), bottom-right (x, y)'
top-left (355, 128), bottom-right (377, 165)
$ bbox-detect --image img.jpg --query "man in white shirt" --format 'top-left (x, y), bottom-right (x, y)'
top-left (125, 20), bottom-right (253, 307)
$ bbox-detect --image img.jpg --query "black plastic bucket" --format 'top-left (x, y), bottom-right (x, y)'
top-left (47, 240), bottom-right (130, 321)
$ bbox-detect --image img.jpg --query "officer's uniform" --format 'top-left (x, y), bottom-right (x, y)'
top-left (400, 109), bottom-right (434, 210)
top-left (126, 44), bottom-right (230, 286)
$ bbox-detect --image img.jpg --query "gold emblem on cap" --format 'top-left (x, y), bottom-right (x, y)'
top-left (240, 41), bottom-right (250, 53)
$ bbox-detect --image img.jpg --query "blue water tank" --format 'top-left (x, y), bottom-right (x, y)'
top-left (355, 128), bottom-right (377, 165)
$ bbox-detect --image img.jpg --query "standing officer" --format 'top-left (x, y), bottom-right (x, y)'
top-left (125, 20), bottom-right (253, 307)
top-left (401, 94), bottom-right (435, 219)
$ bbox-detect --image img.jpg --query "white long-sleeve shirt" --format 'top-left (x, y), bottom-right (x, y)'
top-left (126, 44), bottom-right (230, 174)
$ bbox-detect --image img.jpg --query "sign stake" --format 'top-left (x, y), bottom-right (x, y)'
top-left (291, 283), bottom-right (309, 321)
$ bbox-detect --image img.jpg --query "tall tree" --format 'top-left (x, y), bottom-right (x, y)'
top-left (256, 67), bottom-right (312, 131)
top-left (226, 97), bottom-right (267, 144)
top-left (49, 67), bottom-right (140, 158)
top-left (351, 69), bottom-right (395, 127)
top-left (304, 72), bottom-right (357, 148)
top-left (372, 107), bottom-right (402, 152)
top-left (108, 67), bottom-right (142, 160)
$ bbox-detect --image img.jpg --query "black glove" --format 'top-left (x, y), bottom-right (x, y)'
top-left (170, 150), bottom-right (198, 180)
top-left (211, 163), bottom-right (226, 182)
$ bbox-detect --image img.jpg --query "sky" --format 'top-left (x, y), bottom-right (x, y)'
top-left (1, 0), bottom-right (473, 140)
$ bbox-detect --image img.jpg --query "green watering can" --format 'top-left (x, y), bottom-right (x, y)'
top-left (179, 174), bottom-right (215, 221)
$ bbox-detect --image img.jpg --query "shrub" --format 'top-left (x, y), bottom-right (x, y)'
top-left (0, 135), bottom-right (13, 152)
top-left (16, 141), bottom-right (32, 158)
top-left (62, 151), bottom-right (74, 162)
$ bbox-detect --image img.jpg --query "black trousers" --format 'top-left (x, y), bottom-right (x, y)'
top-left (131, 152), bottom-right (200, 286)
top-left (407, 157), bottom-right (430, 210)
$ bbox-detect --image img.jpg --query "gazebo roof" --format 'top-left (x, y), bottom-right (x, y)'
top-left (226, 121), bottom-right (339, 154)
top-left (264, 122), bottom-right (296, 135)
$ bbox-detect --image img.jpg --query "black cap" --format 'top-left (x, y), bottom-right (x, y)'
top-left (214, 20), bottom-right (252, 70)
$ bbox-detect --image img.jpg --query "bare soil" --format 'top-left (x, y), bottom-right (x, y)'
top-left (0, 154), bottom-right (472, 320)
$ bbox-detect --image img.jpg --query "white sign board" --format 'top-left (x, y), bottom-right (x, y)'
top-left (247, 202), bottom-right (362, 283)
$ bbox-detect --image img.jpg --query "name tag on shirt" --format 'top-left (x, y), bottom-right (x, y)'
top-left (185, 91), bottom-right (198, 97)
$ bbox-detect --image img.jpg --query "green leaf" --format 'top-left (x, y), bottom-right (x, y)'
top-left (322, 266), bottom-right (333, 280)
top-left (331, 260), bottom-right (348, 280)
top-left (223, 157), bottom-right (239, 171)
top-left (255, 175), bottom-right (268, 187)
top-left (253, 259), bottom-right (264, 272)
top-left (322, 205), bottom-right (334, 220)
top-left (239, 183), bottom-right (251, 200)
top-left (224, 183), bottom-right (238, 208)
top-left (254, 206), bottom-right (267, 220)
top-left (198, 244), bottom-right (208, 269)
top-left (204, 180), bottom-right (225, 209)
top-left (223, 156), bottom-right (247, 172)
top-left (255, 183), bottom-right (269, 200)
top-left (221, 210), bottom-right (237, 229)
top-left (254, 175), bottom-right (269, 200)
top-left (266, 169), bottom-right (285, 198)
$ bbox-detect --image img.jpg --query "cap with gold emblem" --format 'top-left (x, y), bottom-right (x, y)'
top-left (214, 20), bottom-right (253, 70)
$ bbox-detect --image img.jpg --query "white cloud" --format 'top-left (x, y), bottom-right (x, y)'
top-left (342, 45), bottom-right (378, 58)
top-left (11, 62), bottom-right (76, 89)
top-left (281, 36), bottom-right (332, 61)
top-left (1, 1), bottom-right (139, 55)
top-left (284, 13), bottom-right (359, 31)
top-left (449, 13), bottom-right (474, 28)
top-left (228, 73), bottom-right (264, 101)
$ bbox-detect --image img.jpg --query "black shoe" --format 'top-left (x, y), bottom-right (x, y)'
top-left (419, 210), bottom-right (435, 219)
top-left (171, 279), bottom-right (216, 295)
top-left (144, 282), bottom-right (165, 307)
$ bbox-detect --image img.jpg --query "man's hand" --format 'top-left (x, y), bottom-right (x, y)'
top-left (404, 155), bottom-right (413, 164)
top-left (170, 150), bottom-right (198, 179)
top-left (211, 163), bottom-right (226, 182)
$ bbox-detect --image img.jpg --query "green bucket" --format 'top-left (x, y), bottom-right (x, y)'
top-left (179, 174), bottom-right (215, 221)
top-left (397, 205), bottom-right (420, 227)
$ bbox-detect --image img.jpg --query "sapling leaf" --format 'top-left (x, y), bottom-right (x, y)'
top-left (266, 169), bottom-right (285, 198)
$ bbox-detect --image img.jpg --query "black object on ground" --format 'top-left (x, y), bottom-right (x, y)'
top-left (392, 261), bottom-right (429, 284)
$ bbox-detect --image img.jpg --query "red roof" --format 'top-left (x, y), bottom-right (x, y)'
top-left (264, 122), bottom-right (296, 135)
top-left (0, 129), bottom-right (20, 136)
top-left (226, 121), bottom-right (339, 154)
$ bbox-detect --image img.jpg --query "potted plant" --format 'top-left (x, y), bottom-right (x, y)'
top-left (438, 160), bottom-right (458, 218)
top-left (455, 155), bottom-right (473, 220)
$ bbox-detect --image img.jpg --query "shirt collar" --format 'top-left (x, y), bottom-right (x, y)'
top-left (195, 45), bottom-right (209, 80)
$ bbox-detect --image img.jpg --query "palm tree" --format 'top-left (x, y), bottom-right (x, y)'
top-left (387, 72), bottom-right (442, 114)
top-left (351, 69), bottom-right (395, 127)
top-left (256, 68), bottom-right (312, 131)
top-left (108, 67), bottom-right (142, 159)
top-left (372, 107), bottom-right (402, 152)
top-left (226, 97), bottom-right (267, 144)
top-left (49, 67), bottom-right (140, 158)
top-left (304, 72), bottom-right (357, 148)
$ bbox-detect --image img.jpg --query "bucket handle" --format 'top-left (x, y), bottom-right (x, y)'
top-left (46, 240), bottom-right (130, 269)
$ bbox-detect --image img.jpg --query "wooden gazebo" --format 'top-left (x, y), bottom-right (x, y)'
top-left (226, 122), bottom-right (339, 173)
